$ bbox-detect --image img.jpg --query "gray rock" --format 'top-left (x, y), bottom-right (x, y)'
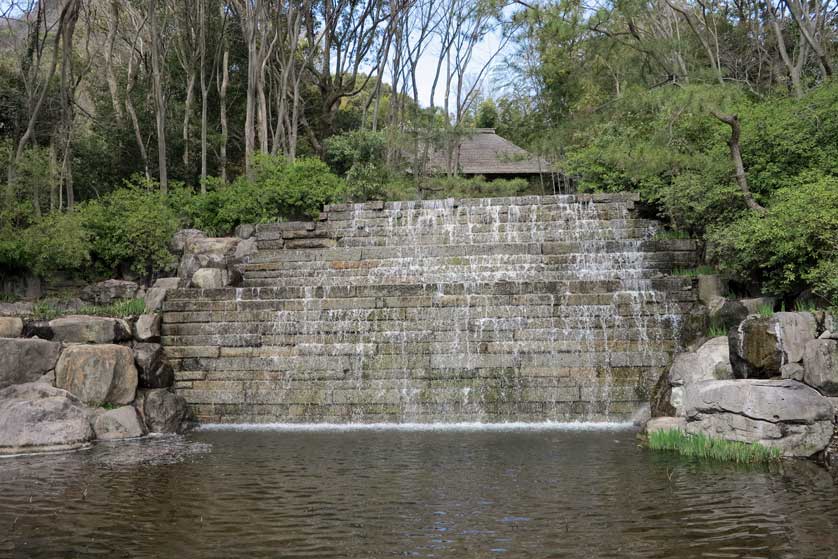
top-left (144, 288), bottom-right (168, 313)
top-left (50, 315), bottom-right (132, 344)
top-left (0, 383), bottom-right (94, 455)
top-left (80, 279), bottom-right (140, 305)
top-left (0, 317), bottom-right (23, 338)
top-left (729, 313), bottom-right (817, 379)
top-left (232, 237), bottom-right (257, 261)
top-left (22, 320), bottom-right (54, 340)
top-left (135, 389), bottom-right (188, 433)
top-left (55, 344), bottom-right (138, 406)
top-left (0, 338), bottom-right (62, 389)
top-left (697, 275), bottom-right (726, 306)
top-left (93, 406), bottom-right (147, 441)
top-left (133, 343), bottom-right (174, 389)
top-left (683, 379), bottom-right (834, 457)
top-left (803, 339), bottom-right (838, 395)
top-left (707, 297), bottom-right (748, 330)
top-left (191, 268), bottom-right (228, 289)
top-left (740, 297), bottom-right (776, 315)
top-left (645, 416), bottom-right (686, 434)
top-left (668, 337), bottom-right (733, 414)
top-left (0, 302), bottom-right (33, 317)
top-left (781, 362), bottom-right (805, 381)
top-left (153, 277), bottom-right (181, 290)
top-left (177, 236), bottom-right (240, 279)
top-left (134, 314), bottom-right (161, 342)
top-left (234, 223), bottom-right (256, 239)
top-left (774, 312), bottom-right (817, 364)
top-left (170, 229), bottom-right (206, 255)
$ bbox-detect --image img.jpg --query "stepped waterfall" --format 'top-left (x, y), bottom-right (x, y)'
top-left (162, 193), bottom-right (699, 423)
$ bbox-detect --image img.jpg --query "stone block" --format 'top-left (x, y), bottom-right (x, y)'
top-left (191, 268), bottom-right (229, 289)
top-left (93, 406), bottom-right (146, 440)
top-left (0, 338), bottom-right (62, 389)
top-left (134, 314), bottom-right (162, 342)
top-left (0, 317), bottom-right (23, 338)
top-left (55, 344), bottom-right (138, 406)
top-left (803, 339), bottom-right (838, 395)
top-left (0, 383), bottom-right (94, 455)
top-left (50, 315), bottom-right (132, 344)
top-left (80, 279), bottom-right (140, 305)
top-left (697, 275), bottom-right (726, 305)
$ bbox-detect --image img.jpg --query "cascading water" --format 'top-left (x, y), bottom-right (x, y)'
top-left (162, 193), bottom-right (699, 423)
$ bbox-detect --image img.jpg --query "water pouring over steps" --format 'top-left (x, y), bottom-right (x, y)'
top-left (162, 193), bottom-right (700, 424)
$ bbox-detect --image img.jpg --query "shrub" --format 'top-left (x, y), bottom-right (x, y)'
top-left (648, 428), bottom-right (781, 463)
top-left (82, 185), bottom-right (179, 279)
top-left (21, 210), bottom-right (92, 277)
top-left (708, 174), bottom-right (838, 301)
top-left (324, 130), bottom-right (387, 177)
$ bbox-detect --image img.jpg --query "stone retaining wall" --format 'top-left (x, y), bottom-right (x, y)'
top-left (163, 193), bottom-right (701, 423)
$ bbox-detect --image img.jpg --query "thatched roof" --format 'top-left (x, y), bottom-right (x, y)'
top-left (426, 129), bottom-right (551, 176)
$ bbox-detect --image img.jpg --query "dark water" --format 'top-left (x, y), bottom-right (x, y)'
top-left (1, 425), bottom-right (838, 558)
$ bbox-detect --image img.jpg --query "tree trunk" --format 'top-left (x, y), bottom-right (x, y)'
top-left (218, 46), bottom-right (229, 183)
top-left (150, 0), bottom-right (168, 194)
top-left (712, 111), bottom-right (765, 213)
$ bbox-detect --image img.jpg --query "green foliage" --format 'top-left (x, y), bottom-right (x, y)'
top-left (708, 175), bottom-right (838, 303)
top-left (324, 130), bottom-right (387, 177)
top-left (82, 185), bottom-right (179, 279)
top-left (186, 156), bottom-right (345, 235)
top-left (421, 175), bottom-right (533, 199)
top-left (476, 99), bottom-right (499, 129)
top-left (757, 303), bottom-right (775, 318)
top-left (31, 298), bottom-right (145, 320)
top-left (707, 322), bottom-right (727, 337)
top-left (806, 258), bottom-right (838, 311)
top-left (21, 211), bottom-right (92, 277)
top-left (648, 429), bottom-right (781, 463)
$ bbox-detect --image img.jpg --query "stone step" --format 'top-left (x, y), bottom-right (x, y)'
top-left (187, 400), bottom-right (644, 424)
top-left (256, 219), bottom-right (660, 243)
top-left (167, 349), bottom-right (672, 372)
top-left (319, 192), bottom-right (640, 213)
top-left (173, 365), bottom-right (662, 383)
top-left (164, 278), bottom-right (695, 301)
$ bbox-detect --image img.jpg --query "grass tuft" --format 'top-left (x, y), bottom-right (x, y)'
top-left (671, 265), bottom-right (716, 277)
top-left (794, 300), bottom-right (818, 312)
top-left (757, 302), bottom-right (775, 317)
top-left (31, 298), bottom-right (146, 320)
top-left (648, 428), bottom-right (781, 463)
top-left (707, 321), bottom-right (727, 337)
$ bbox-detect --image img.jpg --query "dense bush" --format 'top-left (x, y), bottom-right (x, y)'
top-left (21, 210), bottom-right (92, 277)
top-left (82, 185), bottom-right (179, 279)
top-left (187, 155), bottom-right (346, 235)
top-left (709, 175), bottom-right (838, 304)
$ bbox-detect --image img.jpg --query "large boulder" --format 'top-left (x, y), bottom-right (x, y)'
top-left (0, 338), bottom-right (62, 389)
top-left (706, 297), bottom-right (748, 330)
top-left (133, 343), bottom-right (174, 389)
top-left (135, 389), bottom-right (188, 433)
top-left (740, 297), bottom-right (776, 315)
top-left (191, 268), bottom-right (228, 289)
top-left (170, 229), bottom-right (206, 255)
top-left (93, 406), bottom-right (147, 441)
top-left (177, 236), bottom-right (240, 279)
top-left (729, 312), bottom-right (817, 378)
top-left (697, 275), bottom-right (726, 306)
top-left (669, 336), bottom-right (733, 414)
top-left (134, 314), bottom-right (161, 342)
top-left (80, 279), bottom-right (140, 305)
top-left (0, 302), bottom-right (34, 317)
top-left (0, 383), bottom-right (94, 455)
top-left (50, 315), bottom-right (132, 344)
top-left (0, 317), bottom-right (23, 338)
top-left (683, 379), bottom-right (834, 457)
top-left (55, 344), bottom-right (138, 406)
top-left (803, 339), bottom-right (838, 395)
top-left (645, 416), bottom-right (686, 434)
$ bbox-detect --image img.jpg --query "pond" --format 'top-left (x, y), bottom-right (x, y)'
top-left (1, 424), bottom-right (837, 558)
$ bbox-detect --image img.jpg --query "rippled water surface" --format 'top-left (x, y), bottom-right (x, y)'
top-left (1, 426), bottom-right (838, 558)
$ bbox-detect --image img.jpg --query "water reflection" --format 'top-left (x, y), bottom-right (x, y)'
top-left (0, 429), bottom-right (836, 558)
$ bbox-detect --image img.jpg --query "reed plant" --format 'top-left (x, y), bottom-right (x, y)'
top-left (648, 429), bottom-right (781, 463)
top-left (671, 265), bottom-right (716, 277)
